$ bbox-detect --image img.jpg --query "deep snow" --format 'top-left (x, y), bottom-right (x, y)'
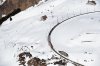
top-left (0, 0), bottom-right (100, 66)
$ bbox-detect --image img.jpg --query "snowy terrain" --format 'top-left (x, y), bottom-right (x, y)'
top-left (0, 0), bottom-right (100, 66)
top-left (0, 0), bottom-right (5, 5)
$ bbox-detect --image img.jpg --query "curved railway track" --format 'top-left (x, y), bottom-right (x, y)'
top-left (47, 11), bottom-right (100, 66)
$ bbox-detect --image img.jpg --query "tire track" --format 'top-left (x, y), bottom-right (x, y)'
top-left (48, 11), bottom-right (100, 66)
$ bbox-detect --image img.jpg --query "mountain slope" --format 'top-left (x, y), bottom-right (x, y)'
top-left (0, 0), bottom-right (100, 66)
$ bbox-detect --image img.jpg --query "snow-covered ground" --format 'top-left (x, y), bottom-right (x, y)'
top-left (0, 0), bottom-right (6, 5)
top-left (0, 0), bottom-right (100, 66)
top-left (51, 12), bottom-right (100, 66)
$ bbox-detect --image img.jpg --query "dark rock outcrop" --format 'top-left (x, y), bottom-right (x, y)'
top-left (0, 0), bottom-right (41, 16)
top-left (0, 0), bottom-right (41, 25)
top-left (0, 8), bottom-right (21, 25)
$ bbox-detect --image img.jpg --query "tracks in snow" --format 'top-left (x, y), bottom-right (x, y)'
top-left (47, 11), bottom-right (100, 66)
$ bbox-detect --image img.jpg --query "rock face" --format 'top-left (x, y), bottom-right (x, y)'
top-left (41, 15), bottom-right (48, 21)
top-left (86, 1), bottom-right (96, 5)
top-left (0, 0), bottom-right (41, 17)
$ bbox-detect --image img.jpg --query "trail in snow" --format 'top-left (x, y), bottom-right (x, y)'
top-left (48, 11), bottom-right (100, 66)
top-left (51, 12), bottom-right (100, 66)
top-left (0, 0), bottom-right (100, 66)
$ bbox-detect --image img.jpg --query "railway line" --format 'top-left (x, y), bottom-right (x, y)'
top-left (47, 11), bottom-right (100, 66)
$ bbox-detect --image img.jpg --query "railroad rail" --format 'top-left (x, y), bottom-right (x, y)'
top-left (47, 11), bottom-right (100, 66)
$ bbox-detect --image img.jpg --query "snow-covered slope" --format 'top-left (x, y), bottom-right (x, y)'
top-left (51, 12), bottom-right (100, 66)
top-left (0, 0), bottom-right (100, 66)
top-left (0, 0), bottom-right (5, 5)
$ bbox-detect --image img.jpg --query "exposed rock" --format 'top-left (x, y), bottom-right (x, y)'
top-left (0, 8), bottom-right (21, 25)
top-left (41, 15), bottom-right (48, 21)
top-left (86, 0), bottom-right (96, 5)
top-left (27, 57), bottom-right (47, 66)
top-left (18, 52), bottom-right (32, 66)
top-left (0, 0), bottom-right (41, 17)
top-left (54, 60), bottom-right (67, 65)
top-left (58, 51), bottom-right (69, 57)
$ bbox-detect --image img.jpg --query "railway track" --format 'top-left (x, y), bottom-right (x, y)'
top-left (47, 11), bottom-right (100, 66)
